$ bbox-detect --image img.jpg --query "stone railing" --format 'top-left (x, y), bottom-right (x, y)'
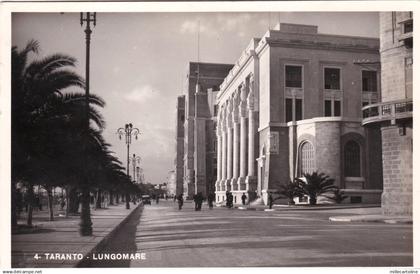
top-left (362, 98), bottom-right (413, 126)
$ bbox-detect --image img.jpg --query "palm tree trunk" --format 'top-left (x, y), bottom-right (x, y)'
top-left (46, 186), bottom-right (54, 221)
top-left (27, 184), bottom-right (34, 227)
top-left (68, 186), bottom-right (79, 214)
top-left (95, 189), bottom-right (102, 209)
top-left (65, 186), bottom-right (70, 218)
top-left (109, 190), bottom-right (114, 205)
top-left (79, 187), bottom-right (92, 236)
top-left (11, 182), bottom-right (17, 228)
top-left (125, 192), bottom-right (130, 209)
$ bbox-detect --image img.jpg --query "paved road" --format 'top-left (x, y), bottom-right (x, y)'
top-left (91, 200), bottom-right (413, 267)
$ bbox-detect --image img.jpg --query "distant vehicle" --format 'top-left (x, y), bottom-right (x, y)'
top-left (141, 195), bottom-right (151, 205)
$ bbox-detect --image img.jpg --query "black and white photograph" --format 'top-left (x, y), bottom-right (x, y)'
top-left (0, 2), bottom-right (416, 271)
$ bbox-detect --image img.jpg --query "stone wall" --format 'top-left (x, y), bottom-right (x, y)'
top-left (381, 124), bottom-right (412, 216)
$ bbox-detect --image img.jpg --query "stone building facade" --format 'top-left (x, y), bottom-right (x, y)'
top-left (215, 23), bottom-right (384, 205)
top-left (181, 62), bottom-right (234, 199)
top-left (175, 95), bottom-right (185, 196)
top-left (362, 12), bottom-right (413, 216)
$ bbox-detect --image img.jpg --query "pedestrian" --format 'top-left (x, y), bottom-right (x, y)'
top-left (193, 194), bottom-right (198, 211)
top-left (59, 195), bottom-right (66, 210)
top-left (197, 192), bottom-right (203, 211)
top-left (16, 189), bottom-right (23, 217)
top-left (156, 195), bottom-right (159, 204)
top-left (226, 192), bottom-right (233, 208)
top-left (35, 195), bottom-right (41, 211)
top-left (23, 191), bottom-right (29, 212)
top-left (241, 193), bottom-right (247, 206)
top-left (207, 193), bottom-right (215, 209)
top-left (268, 193), bottom-right (274, 209)
top-left (177, 194), bottom-right (183, 210)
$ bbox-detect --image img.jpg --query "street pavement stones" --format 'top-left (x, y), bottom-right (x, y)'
top-left (12, 203), bottom-right (140, 268)
top-left (130, 200), bottom-right (412, 267)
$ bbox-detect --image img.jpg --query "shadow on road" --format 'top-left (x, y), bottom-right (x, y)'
top-left (81, 206), bottom-right (143, 267)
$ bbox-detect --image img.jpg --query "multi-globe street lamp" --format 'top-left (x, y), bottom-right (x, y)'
top-left (130, 154), bottom-right (141, 182)
top-left (136, 167), bottom-right (141, 184)
top-left (117, 123), bottom-right (140, 209)
top-left (79, 12), bottom-right (96, 236)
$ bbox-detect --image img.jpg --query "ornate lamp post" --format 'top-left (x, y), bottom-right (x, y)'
top-left (117, 123), bottom-right (140, 209)
top-left (79, 12), bottom-right (96, 236)
top-left (130, 154), bottom-right (141, 182)
top-left (136, 166), bottom-right (141, 184)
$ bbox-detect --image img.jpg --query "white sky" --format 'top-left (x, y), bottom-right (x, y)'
top-left (12, 12), bottom-right (379, 185)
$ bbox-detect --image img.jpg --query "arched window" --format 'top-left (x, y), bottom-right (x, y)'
top-left (344, 141), bottom-right (361, 177)
top-left (300, 141), bottom-right (315, 175)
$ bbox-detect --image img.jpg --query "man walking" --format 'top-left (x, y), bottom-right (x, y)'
top-left (177, 194), bottom-right (183, 210)
top-left (207, 193), bottom-right (215, 209)
top-left (268, 193), bottom-right (274, 209)
top-left (241, 193), bottom-right (247, 206)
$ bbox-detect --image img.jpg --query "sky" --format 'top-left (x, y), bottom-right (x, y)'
top-left (12, 12), bottom-right (379, 185)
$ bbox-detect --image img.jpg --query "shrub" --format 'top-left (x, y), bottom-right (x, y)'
top-left (295, 172), bottom-right (338, 205)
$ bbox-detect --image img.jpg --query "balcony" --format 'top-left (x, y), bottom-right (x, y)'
top-left (362, 99), bottom-right (413, 126)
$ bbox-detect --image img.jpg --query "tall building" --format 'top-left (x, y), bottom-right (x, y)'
top-left (362, 12), bottom-right (413, 216)
top-left (175, 96), bottom-right (185, 196)
top-left (182, 62), bottom-right (234, 198)
top-left (215, 23), bottom-right (383, 205)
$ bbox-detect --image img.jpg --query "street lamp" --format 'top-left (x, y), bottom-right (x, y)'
top-left (79, 12), bottom-right (96, 236)
top-left (117, 123), bottom-right (140, 209)
top-left (130, 154), bottom-right (141, 182)
top-left (136, 166), bottom-right (141, 184)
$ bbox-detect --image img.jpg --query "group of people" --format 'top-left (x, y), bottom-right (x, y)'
top-left (175, 192), bottom-right (216, 211)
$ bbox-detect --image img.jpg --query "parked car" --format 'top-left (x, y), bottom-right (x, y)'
top-left (141, 195), bottom-right (151, 205)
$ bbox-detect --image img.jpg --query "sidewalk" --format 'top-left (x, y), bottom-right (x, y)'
top-left (329, 214), bottom-right (412, 224)
top-left (234, 203), bottom-right (412, 224)
top-left (12, 203), bottom-right (141, 268)
top-left (234, 203), bottom-right (381, 211)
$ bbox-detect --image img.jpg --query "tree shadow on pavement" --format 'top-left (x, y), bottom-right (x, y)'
top-left (81, 207), bottom-right (143, 268)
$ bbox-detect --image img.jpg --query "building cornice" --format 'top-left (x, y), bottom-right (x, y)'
top-left (266, 38), bottom-right (379, 54)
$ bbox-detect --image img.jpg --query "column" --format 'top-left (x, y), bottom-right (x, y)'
top-left (239, 84), bottom-right (248, 190)
top-left (232, 91), bottom-right (240, 191)
top-left (221, 106), bottom-right (227, 191)
top-left (226, 99), bottom-right (233, 191)
top-left (216, 122), bottom-right (222, 192)
top-left (246, 76), bottom-right (258, 199)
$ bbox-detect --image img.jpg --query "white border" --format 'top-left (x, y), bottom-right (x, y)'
top-left (1, 1), bottom-right (419, 271)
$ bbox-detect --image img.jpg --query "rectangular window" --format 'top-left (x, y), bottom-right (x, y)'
top-left (214, 105), bottom-right (218, 116)
top-left (285, 65), bottom-right (302, 88)
top-left (324, 68), bottom-right (341, 90)
top-left (404, 20), bottom-right (413, 33)
top-left (362, 71), bottom-right (377, 92)
top-left (362, 101), bottom-right (369, 107)
top-left (295, 99), bottom-right (303, 121)
top-left (286, 99), bottom-right (293, 122)
top-left (324, 100), bottom-right (331, 116)
top-left (334, 100), bottom-right (341, 116)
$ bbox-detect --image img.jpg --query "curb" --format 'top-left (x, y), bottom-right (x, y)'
top-left (329, 216), bottom-right (412, 224)
top-left (235, 204), bottom-right (381, 211)
top-left (76, 203), bottom-right (144, 267)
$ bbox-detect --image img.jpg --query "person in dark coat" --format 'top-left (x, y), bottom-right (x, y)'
top-left (268, 193), bottom-right (274, 209)
top-left (241, 193), bottom-right (247, 206)
top-left (207, 193), bottom-right (215, 209)
top-left (227, 192), bottom-right (233, 208)
top-left (197, 192), bottom-right (203, 210)
top-left (177, 194), bottom-right (183, 210)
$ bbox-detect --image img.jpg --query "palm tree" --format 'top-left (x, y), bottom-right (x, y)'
top-left (12, 40), bottom-right (104, 226)
top-left (275, 180), bottom-right (303, 205)
top-left (295, 172), bottom-right (338, 205)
